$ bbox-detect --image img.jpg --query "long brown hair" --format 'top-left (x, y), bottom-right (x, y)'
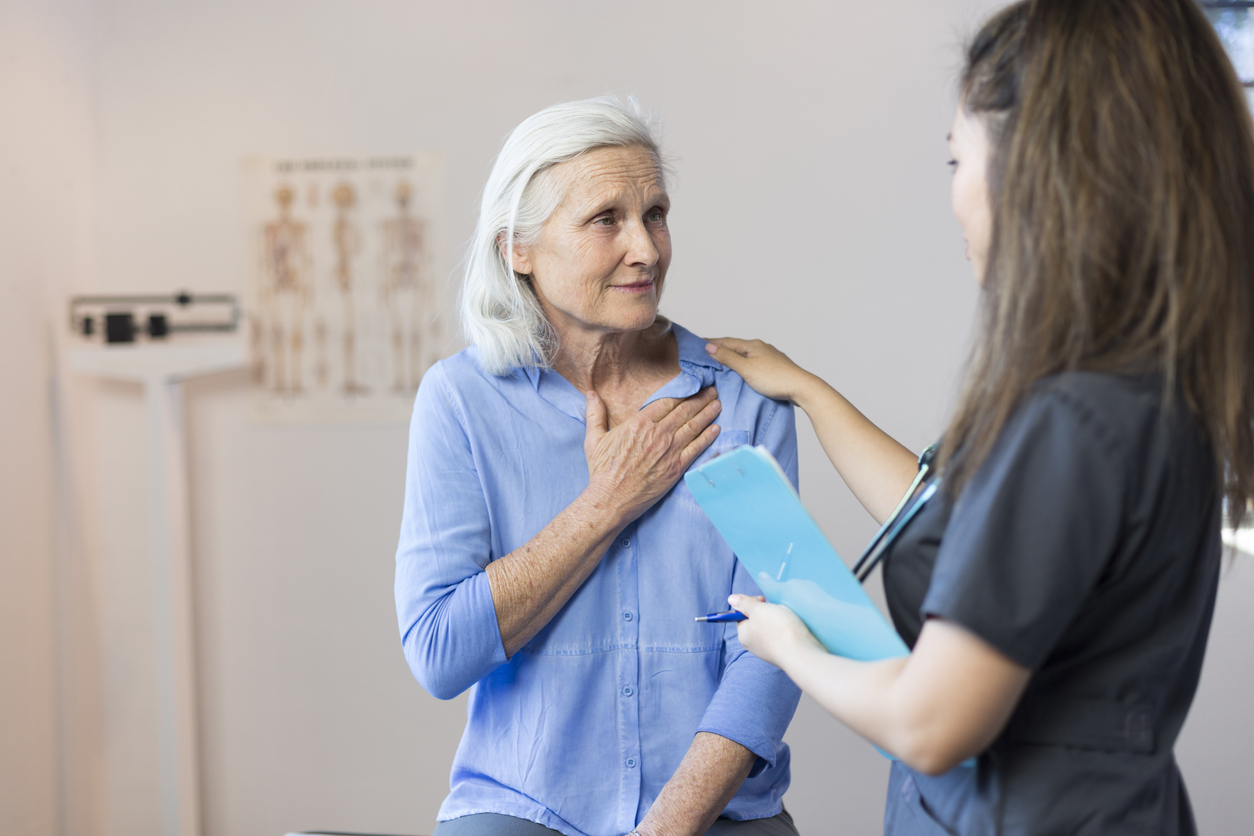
top-left (941, 0), bottom-right (1254, 525)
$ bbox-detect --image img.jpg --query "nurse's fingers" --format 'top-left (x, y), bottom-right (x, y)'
top-left (706, 337), bottom-right (759, 359)
top-left (706, 338), bottom-right (808, 403)
top-left (727, 594), bottom-right (767, 614)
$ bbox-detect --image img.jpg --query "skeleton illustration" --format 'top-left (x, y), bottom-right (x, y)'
top-left (260, 185), bottom-right (312, 393)
top-left (380, 180), bottom-right (430, 391)
top-left (247, 155), bottom-right (444, 420)
top-left (330, 182), bottom-right (365, 394)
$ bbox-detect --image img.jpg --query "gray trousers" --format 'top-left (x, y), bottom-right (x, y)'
top-left (432, 809), bottom-right (798, 836)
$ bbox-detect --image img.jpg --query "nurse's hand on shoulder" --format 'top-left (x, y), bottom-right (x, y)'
top-left (583, 387), bottom-right (722, 527)
top-left (728, 594), bottom-right (824, 669)
top-left (705, 338), bottom-right (814, 404)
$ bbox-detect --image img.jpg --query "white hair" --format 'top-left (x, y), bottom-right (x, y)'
top-left (459, 95), bottom-right (666, 375)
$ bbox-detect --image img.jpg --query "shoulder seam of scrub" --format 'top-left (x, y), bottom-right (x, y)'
top-left (1035, 382), bottom-right (1127, 463)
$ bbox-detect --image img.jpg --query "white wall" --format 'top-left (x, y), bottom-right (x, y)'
top-left (5, 2), bottom-right (1252, 835)
top-left (0, 2), bottom-right (105, 836)
top-left (0, 4), bottom-right (62, 827)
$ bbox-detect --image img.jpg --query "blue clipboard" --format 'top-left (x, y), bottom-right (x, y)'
top-left (684, 444), bottom-right (909, 662)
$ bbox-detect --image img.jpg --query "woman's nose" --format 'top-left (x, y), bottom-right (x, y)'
top-left (622, 218), bottom-right (660, 267)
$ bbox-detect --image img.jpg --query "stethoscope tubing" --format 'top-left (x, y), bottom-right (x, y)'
top-left (852, 445), bottom-right (940, 583)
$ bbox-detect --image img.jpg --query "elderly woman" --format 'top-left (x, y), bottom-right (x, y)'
top-left (394, 98), bottom-right (801, 836)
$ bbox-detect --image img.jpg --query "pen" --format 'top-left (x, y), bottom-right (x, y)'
top-left (695, 611), bottom-right (747, 623)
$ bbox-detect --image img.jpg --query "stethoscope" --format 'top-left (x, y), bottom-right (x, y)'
top-left (851, 444), bottom-right (940, 583)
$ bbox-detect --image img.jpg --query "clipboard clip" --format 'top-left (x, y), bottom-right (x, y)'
top-left (694, 458), bottom-right (747, 488)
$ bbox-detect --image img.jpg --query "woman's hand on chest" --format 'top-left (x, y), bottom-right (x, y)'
top-left (583, 386), bottom-right (723, 527)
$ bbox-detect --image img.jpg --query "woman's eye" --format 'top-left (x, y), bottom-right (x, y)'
top-left (947, 159), bottom-right (959, 171)
top-left (594, 215), bottom-right (615, 226)
top-left (647, 209), bottom-right (666, 223)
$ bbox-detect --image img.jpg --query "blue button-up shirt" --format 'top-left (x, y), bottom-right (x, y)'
top-left (395, 324), bottom-right (801, 836)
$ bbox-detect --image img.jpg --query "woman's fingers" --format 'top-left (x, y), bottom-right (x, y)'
top-left (705, 340), bottom-right (749, 376)
top-left (583, 390), bottom-right (620, 467)
top-left (730, 594), bottom-right (814, 667)
top-left (708, 336), bottom-right (778, 363)
top-left (680, 422), bottom-right (722, 469)
top-left (638, 388), bottom-right (722, 453)
top-left (583, 389), bottom-right (609, 454)
top-left (730, 594), bottom-right (771, 661)
top-left (705, 336), bottom-right (808, 402)
top-left (727, 594), bottom-right (767, 614)
top-left (706, 337), bottom-right (756, 359)
top-left (707, 337), bottom-right (775, 374)
top-left (639, 386), bottom-right (716, 426)
top-left (657, 387), bottom-right (721, 437)
top-left (679, 399), bottom-right (723, 450)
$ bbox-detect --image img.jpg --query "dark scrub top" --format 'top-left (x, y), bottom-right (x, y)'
top-left (880, 371), bottom-right (1221, 836)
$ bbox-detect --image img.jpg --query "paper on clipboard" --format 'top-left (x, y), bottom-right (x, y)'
top-left (684, 444), bottom-right (909, 662)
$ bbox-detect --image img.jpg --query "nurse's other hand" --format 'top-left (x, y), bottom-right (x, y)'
top-left (583, 387), bottom-right (721, 526)
top-left (729, 594), bottom-right (823, 670)
top-left (705, 338), bottom-right (812, 404)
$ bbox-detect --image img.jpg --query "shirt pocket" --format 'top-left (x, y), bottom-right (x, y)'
top-left (671, 429), bottom-right (752, 512)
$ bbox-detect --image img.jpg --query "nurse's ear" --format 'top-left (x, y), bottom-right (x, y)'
top-left (497, 231), bottom-right (534, 277)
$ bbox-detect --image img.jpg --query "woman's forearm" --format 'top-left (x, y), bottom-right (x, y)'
top-left (763, 616), bottom-right (1030, 776)
top-left (792, 373), bottom-right (919, 524)
top-left (774, 642), bottom-right (920, 763)
top-left (485, 489), bottom-right (626, 657)
top-left (636, 732), bottom-right (756, 836)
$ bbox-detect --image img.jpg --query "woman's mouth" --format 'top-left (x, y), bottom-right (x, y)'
top-left (614, 279), bottom-right (655, 294)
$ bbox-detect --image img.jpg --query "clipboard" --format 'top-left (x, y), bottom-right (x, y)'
top-left (684, 444), bottom-right (909, 662)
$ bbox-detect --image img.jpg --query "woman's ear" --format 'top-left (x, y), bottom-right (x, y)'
top-left (498, 232), bottom-right (533, 276)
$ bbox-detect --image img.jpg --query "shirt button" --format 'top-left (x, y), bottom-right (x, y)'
top-left (623, 686), bottom-right (634, 697)
top-left (621, 538), bottom-right (631, 548)
top-left (626, 758), bottom-right (637, 768)
top-left (623, 612), bottom-right (633, 622)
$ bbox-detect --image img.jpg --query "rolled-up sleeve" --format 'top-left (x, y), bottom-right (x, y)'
top-left (696, 398), bottom-right (802, 775)
top-left (395, 365), bottom-right (508, 700)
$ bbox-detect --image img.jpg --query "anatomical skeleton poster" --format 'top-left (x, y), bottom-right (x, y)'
top-left (243, 153), bottom-right (448, 423)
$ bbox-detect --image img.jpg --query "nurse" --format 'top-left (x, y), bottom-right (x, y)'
top-left (709, 1), bottom-right (1254, 833)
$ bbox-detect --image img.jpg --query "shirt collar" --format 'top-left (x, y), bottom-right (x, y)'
top-left (671, 322), bottom-right (723, 372)
top-left (523, 362), bottom-right (543, 391)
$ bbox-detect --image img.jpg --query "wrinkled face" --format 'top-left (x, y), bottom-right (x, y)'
top-left (511, 145), bottom-right (671, 338)
top-left (949, 106), bottom-right (994, 285)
